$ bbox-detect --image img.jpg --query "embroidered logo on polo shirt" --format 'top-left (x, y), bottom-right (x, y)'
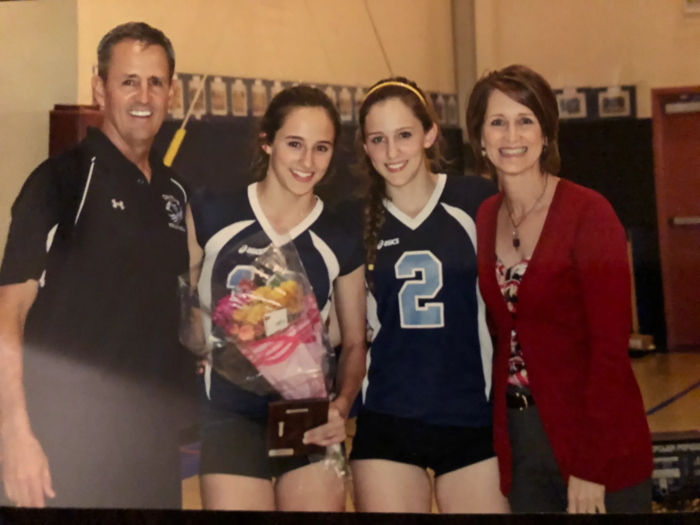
top-left (112, 199), bottom-right (125, 210)
top-left (163, 194), bottom-right (185, 232)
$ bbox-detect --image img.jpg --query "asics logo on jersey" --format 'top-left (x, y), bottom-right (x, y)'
top-left (238, 244), bottom-right (269, 256)
top-left (111, 199), bottom-right (125, 210)
top-left (377, 238), bottom-right (400, 250)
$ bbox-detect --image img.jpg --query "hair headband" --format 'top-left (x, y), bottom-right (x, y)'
top-left (363, 81), bottom-right (427, 106)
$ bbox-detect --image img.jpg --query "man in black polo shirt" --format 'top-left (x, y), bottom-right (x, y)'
top-left (0, 23), bottom-right (192, 508)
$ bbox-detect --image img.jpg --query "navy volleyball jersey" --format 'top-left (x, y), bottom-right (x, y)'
top-left (190, 183), bottom-right (364, 417)
top-left (363, 174), bottom-right (498, 427)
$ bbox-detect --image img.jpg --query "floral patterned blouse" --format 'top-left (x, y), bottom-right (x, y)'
top-left (496, 258), bottom-right (530, 388)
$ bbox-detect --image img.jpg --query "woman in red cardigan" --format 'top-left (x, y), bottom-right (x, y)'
top-left (466, 65), bottom-right (653, 514)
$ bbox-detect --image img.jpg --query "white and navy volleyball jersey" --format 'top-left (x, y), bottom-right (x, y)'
top-left (363, 174), bottom-right (498, 427)
top-left (190, 183), bottom-right (364, 417)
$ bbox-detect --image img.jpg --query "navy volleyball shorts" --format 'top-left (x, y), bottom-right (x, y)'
top-left (199, 370), bottom-right (326, 480)
top-left (349, 408), bottom-right (495, 477)
top-left (199, 406), bottom-right (328, 480)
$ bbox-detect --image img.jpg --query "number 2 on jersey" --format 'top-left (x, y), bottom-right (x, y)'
top-left (395, 251), bottom-right (444, 328)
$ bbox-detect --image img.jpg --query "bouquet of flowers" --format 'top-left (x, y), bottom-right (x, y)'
top-left (179, 233), bottom-right (345, 474)
top-left (207, 256), bottom-right (333, 401)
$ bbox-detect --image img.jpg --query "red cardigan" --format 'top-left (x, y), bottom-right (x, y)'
top-left (476, 179), bottom-right (653, 495)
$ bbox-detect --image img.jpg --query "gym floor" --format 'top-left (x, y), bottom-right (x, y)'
top-left (179, 351), bottom-right (700, 512)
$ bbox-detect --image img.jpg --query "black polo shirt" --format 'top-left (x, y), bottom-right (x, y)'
top-left (0, 127), bottom-right (190, 387)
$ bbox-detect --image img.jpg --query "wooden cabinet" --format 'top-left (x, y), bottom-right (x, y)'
top-left (49, 104), bottom-right (103, 157)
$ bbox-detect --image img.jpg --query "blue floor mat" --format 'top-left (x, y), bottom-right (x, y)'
top-left (180, 442), bottom-right (201, 480)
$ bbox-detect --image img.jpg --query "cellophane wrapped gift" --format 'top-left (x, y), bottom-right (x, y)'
top-left (178, 232), bottom-right (348, 486)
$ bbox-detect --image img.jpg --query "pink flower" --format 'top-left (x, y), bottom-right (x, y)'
top-left (212, 296), bottom-right (234, 328)
top-left (212, 294), bottom-right (250, 329)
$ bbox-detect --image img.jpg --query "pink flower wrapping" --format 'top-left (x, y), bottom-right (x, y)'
top-left (237, 295), bottom-right (328, 400)
top-left (211, 278), bottom-right (329, 400)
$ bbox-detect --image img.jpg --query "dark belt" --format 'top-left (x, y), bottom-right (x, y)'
top-left (506, 391), bottom-right (535, 410)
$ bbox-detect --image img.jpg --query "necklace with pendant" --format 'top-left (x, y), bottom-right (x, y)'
top-left (505, 174), bottom-right (549, 249)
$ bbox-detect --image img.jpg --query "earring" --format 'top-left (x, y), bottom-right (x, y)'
top-left (481, 147), bottom-right (487, 157)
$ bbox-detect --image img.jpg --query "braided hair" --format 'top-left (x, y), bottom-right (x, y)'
top-left (355, 77), bottom-right (445, 290)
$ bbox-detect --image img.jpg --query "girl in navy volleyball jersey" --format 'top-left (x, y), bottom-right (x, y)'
top-left (186, 86), bottom-right (367, 511)
top-left (348, 78), bottom-right (509, 513)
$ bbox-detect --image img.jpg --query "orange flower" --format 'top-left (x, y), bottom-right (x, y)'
top-left (238, 324), bottom-right (255, 342)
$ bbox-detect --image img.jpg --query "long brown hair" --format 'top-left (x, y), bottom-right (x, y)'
top-left (355, 77), bottom-right (445, 290)
top-left (250, 85), bottom-right (342, 181)
top-left (466, 64), bottom-right (561, 179)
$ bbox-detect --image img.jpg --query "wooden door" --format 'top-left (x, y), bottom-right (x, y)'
top-left (651, 87), bottom-right (700, 351)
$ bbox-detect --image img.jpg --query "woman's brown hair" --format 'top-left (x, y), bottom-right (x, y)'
top-left (466, 64), bottom-right (561, 179)
top-left (250, 85), bottom-right (342, 181)
top-left (355, 77), bottom-right (445, 290)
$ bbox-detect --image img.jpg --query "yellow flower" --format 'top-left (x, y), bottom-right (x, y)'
top-left (286, 296), bottom-right (302, 315)
top-left (279, 280), bottom-right (299, 295)
top-left (233, 306), bottom-right (250, 322)
top-left (253, 286), bottom-right (273, 300)
top-left (270, 287), bottom-right (287, 305)
top-left (250, 303), bottom-right (275, 325)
